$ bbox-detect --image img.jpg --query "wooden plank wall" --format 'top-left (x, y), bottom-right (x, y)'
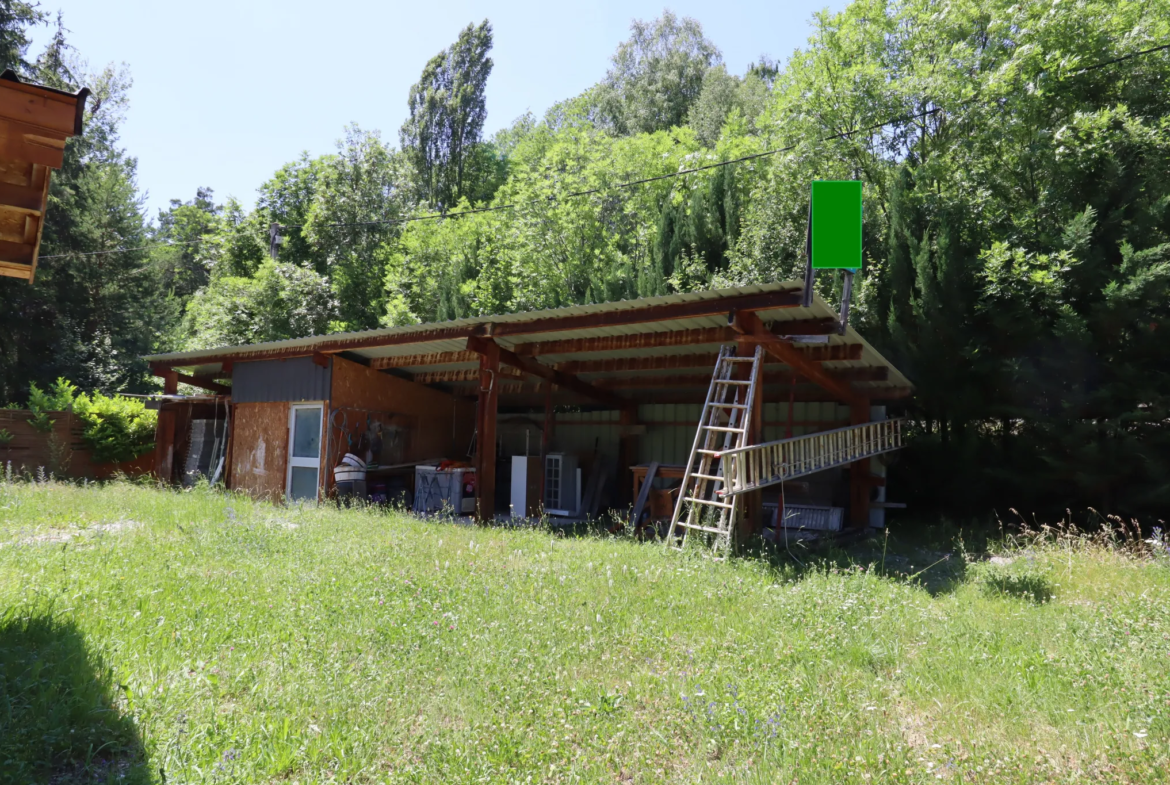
top-left (0, 409), bottom-right (154, 478)
top-left (229, 402), bottom-right (290, 502)
top-left (330, 356), bottom-right (475, 464)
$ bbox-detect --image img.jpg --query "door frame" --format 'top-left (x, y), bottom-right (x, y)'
top-left (286, 401), bottom-right (324, 502)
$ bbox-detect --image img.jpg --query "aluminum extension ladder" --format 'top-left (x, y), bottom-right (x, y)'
top-left (715, 419), bottom-right (905, 498)
top-left (664, 345), bottom-right (763, 553)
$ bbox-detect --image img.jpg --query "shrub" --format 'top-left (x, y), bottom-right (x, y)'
top-left (71, 391), bottom-right (157, 465)
top-left (23, 378), bottom-right (156, 464)
top-left (25, 379), bottom-right (77, 433)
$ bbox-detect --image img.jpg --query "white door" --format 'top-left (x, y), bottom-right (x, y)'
top-left (287, 403), bottom-right (323, 502)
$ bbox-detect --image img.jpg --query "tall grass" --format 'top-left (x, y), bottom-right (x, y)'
top-left (0, 479), bottom-right (1167, 783)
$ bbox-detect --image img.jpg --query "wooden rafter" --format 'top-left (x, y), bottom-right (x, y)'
top-left (732, 311), bottom-right (860, 404)
top-left (555, 344), bottom-right (863, 375)
top-left (591, 367), bottom-right (889, 389)
top-left (445, 381), bottom-right (911, 402)
top-left (467, 336), bottom-right (632, 412)
top-left (487, 290), bottom-right (801, 338)
top-left (371, 351), bottom-right (479, 370)
top-left (151, 365), bottom-right (231, 396)
top-left (509, 318), bottom-right (838, 358)
top-left (411, 367), bottom-right (526, 385)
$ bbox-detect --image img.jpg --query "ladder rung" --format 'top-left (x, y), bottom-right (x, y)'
top-left (678, 522), bottom-right (733, 535)
top-left (685, 496), bottom-right (734, 509)
top-left (690, 472), bottom-right (723, 482)
top-left (696, 449), bottom-right (722, 456)
top-left (708, 402), bottom-right (748, 409)
top-left (702, 425), bottom-right (744, 433)
top-left (714, 379), bottom-right (752, 386)
top-left (721, 357), bottom-right (758, 363)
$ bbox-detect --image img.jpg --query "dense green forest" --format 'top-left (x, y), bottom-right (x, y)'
top-left (0, 0), bottom-right (1167, 519)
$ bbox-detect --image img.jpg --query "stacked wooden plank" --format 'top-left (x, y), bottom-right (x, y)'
top-left (0, 70), bottom-right (89, 283)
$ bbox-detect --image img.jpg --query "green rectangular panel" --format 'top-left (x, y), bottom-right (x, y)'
top-left (811, 180), bottom-right (862, 269)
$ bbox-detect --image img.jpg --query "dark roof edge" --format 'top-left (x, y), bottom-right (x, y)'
top-left (0, 68), bottom-right (90, 136)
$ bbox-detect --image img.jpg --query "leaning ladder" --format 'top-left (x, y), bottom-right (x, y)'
top-left (664, 345), bottom-right (763, 553)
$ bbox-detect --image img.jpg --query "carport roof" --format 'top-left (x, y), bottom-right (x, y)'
top-left (145, 282), bottom-right (912, 405)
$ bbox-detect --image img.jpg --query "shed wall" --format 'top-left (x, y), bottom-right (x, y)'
top-left (232, 357), bottom-right (330, 403)
top-left (329, 356), bottom-right (474, 463)
top-left (229, 401), bottom-right (290, 502)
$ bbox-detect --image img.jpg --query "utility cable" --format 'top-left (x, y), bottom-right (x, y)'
top-left (32, 40), bottom-right (1170, 260)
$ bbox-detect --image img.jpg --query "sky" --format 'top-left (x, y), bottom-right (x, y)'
top-left (32, 0), bottom-right (846, 220)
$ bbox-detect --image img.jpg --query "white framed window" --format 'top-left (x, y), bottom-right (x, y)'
top-left (287, 403), bottom-right (323, 502)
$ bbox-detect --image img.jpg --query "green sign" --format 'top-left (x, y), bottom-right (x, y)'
top-left (811, 180), bottom-right (862, 270)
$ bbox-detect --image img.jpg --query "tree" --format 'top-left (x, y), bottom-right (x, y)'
top-left (150, 187), bottom-right (221, 301)
top-left (183, 260), bottom-right (338, 350)
top-left (0, 18), bottom-right (155, 402)
top-left (399, 20), bottom-right (494, 209)
top-left (0, 0), bottom-right (41, 73)
top-left (304, 125), bottom-right (409, 331)
top-left (597, 11), bottom-right (721, 136)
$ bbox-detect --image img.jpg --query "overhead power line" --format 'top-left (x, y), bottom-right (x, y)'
top-left (36, 40), bottom-right (1170, 261)
top-left (40, 239), bottom-right (204, 260)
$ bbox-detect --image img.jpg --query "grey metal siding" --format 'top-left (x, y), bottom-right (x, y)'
top-left (231, 357), bottom-right (331, 403)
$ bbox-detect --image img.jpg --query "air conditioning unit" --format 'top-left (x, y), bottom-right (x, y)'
top-left (543, 453), bottom-right (580, 516)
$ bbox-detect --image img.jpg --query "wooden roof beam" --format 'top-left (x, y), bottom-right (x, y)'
top-left (731, 310), bottom-right (860, 405)
top-left (488, 290), bottom-right (801, 338)
top-left (556, 344), bottom-right (863, 374)
top-left (371, 351), bottom-right (480, 370)
top-left (467, 336), bottom-right (633, 412)
top-left (151, 365), bottom-right (231, 396)
top-left (592, 367), bottom-right (889, 389)
top-left (511, 318), bottom-right (837, 358)
top-left (410, 367), bottom-right (526, 385)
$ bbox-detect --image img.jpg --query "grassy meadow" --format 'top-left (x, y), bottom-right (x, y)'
top-left (0, 480), bottom-right (1167, 784)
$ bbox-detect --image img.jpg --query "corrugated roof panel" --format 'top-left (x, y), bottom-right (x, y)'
top-left (145, 281), bottom-right (913, 400)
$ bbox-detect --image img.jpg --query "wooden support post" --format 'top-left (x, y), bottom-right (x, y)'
top-left (542, 380), bottom-right (554, 458)
top-left (849, 398), bottom-right (872, 529)
top-left (617, 406), bottom-right (639, 508)
top-left (474, 339), bottom-right (500, 523)
top-left (541, 380), bottom-right (554, 512)
top-left (737, 338), bottom-right (764, 541)
top-left (154, 370), bottom-right (178, 484)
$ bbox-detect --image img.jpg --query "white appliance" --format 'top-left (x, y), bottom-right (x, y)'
top-left (510, 455), bottom-right (542, 518)
top-left (543, 453), bottom-right (581, 516)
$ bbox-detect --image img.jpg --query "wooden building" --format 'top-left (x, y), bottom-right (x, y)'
top-left (0, 70), bottom-right (89, 282)
top-left (143, 282), bottom-right (912, 539)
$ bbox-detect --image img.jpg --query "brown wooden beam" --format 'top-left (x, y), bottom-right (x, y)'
top-left (849, 399), bottom-right (872, 529)
top-left (592, 367), bottom-right (889, 389)
top-left (489, 290), bottom-right (801, 338)
top-left (737, 338), bottom-right (764, 542)
top-left (468, 336), bottom-right (632, 412)
top-left (411, 367), bottom-right (526, 385)
top-left (0, 181), bottom-right (46, 212)
top-left (443, 381), bottom-right (911, 404)
top-left (512, 327), bottom-right (736, 357)
top-left (0, 259), bottom-right (32, 279)
top-left (151, 364), bottom-right (231, 395)
top-left (556, 344), bottom-right (863, 375)
top-left (154, 370), bottom-right (178, 483)
top-left (510, 319), bottom-right (839, 359)
top-left (474, 340), bottom-right (500, 523)
top-left (732, 311), bottom-right (860, 405)
top-left (371, 351), bottom-right (479, 370)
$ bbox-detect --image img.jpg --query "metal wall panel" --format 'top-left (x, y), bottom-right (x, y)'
top-left (232, 357), bottom-right (331, 403)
